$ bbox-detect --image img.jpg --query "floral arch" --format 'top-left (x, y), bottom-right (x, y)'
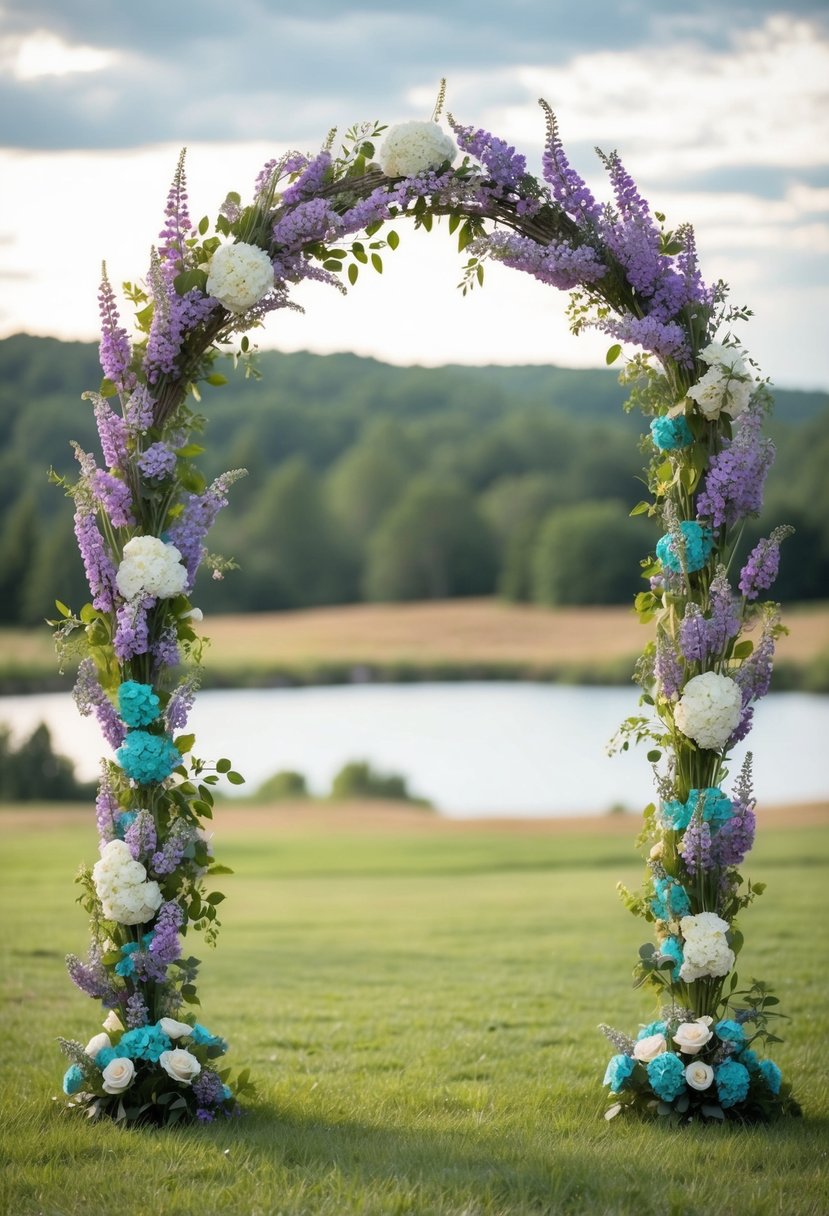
top-left (54, 91), bottom-right (796, 1126)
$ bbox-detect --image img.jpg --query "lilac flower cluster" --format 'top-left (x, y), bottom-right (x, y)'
top-left (168, 469), bottom-right (244, 588)
top-left (73, 659), bottom-right (127, 750)
top-left (91, 469), bottom-right (135, 528)
top-left (97, 273), bottom-right (135, 393)
top-left (448, 117), bottom-right (527, 190)
top-left (157, 150), bottom-right (192, 279)
top-left (151, 819), bottom-right (195, 877)
top-left (124, 385), bottom-right (155, 433)
top-left (539, 101), bottom-right (602, 227)
top-left (125, 991), bottom-right (149, 1028)
top-left (696, 406), bottom-right (774, 529)
top-left (66, 945), bottom-right (116, 1003)
top-left (74, 509), bottom-right (117, 612)
top-left (473, 231), bottom-right (606, 291)
top-left (124, 809), bottom-right (157, 861)
top-left (113, 597), bottom-right (153, 662)
top-left (739, 527), bottom-right (793, 600)
top-left (152, 626), bottom-right (181, 671)
top-left (94, 398), bottom-right (129, 470)
top-left (165, 675), bottom-right (199, 732)
top-left (138, 442), bottom-right (177, 481)
top-left (678, 573), bottom-right (740, 664)
top-left (148, 900), bottom-right (184, 965)
top-left (95, 767), bottom-right (120, 843)
top-left (655, 633), bottom-right (683, 699)
top-left (280, 150), bottom-right (332, 206)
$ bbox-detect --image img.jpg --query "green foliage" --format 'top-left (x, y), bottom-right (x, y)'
top-left (253, 769), bottom-right (309, 801)
top-left (0, 722), bottom-right (93, 801)
top-left (531, 500), bottom-right (648, 605)
top-left (328, 760), bottom-right (431, 807)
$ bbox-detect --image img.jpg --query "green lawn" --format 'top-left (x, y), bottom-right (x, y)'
top-left (1, 810), bottom-right (827, 1215)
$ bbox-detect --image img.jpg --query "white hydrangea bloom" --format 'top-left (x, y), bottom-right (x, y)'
top-left (674, 671), bottom-right (743, 751)
top-left (679, 911), bottom-right (735, 982)
top-left (206, 241), bottom-right (274, 314)
top-left (686, 343), bottom-right (751, 420)
top-left (92, 838), bottom-right (163, 925)
top-left (377, 121), bottom-right (456, 178)
top-left (116, 535), bottom-right (188, 601)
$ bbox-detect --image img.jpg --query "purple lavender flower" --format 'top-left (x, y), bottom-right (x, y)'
top-left (167, 469), bottom-right (245, 588)
top-left (601, 314), bottom-right (691, 365)
top-left (125, 809), bottom-right (157, 862)
top-left (152, 626), bottom-right (181, 672)
top-left (73, 658), bottom-right (127, 750)
top-left (95, 766), bottom-right (120, 843)
top-left (272, 197), bottom-right (341, 250)
top-left (66, 944), bottom-right (117, 1002)
top-left (472, 231), bottom-right (606, 291)
top-left (125, 992), bottom-right (150, 1028)
top-left (157, 149), bottom-right (193, 279)
top-left (113, 597), bottom-right (153, 661)
top-left (98, 270), bottom-right (135, 392)
top-left (739, 526), bottom-right (794, 599)
top-left (138, 442), bottom-right (177, 481)
top-left (193, 1069), bottom-right (226, 1106)
top-left (678, 603), bottom-right (709, 665)
top-left (279, 150), bottom-right (332, 206)
top-left (125, 386), bottom-right (156, 433)
top-left (539, 101), bottom-right (602, 227)
top-left (148, 900), bottom-right (184, 965)
top-left (696, 407), bottom-right (774, 530)
top-left (679, 816), bottom-right (714, 875)
top-left (91, 469), bottom-right (135, 528)
top-left (93, 399), bottom-right (129, 470)
top-left (165, 675), bottom-right (199, 732)
top-left (151, 820), bottom-right (195, 877)
top-left (73, 509), bottom-right (117, 612)
top-left (655, 633), bottom-right (683, 698)
top-left (707, 570), bottom-right (741, 653)
top-left (448, 117), bottom-right (527, 190)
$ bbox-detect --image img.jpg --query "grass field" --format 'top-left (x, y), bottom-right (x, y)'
top-left (2, 598), bottom-right (828, 690)
top-left (1, 804), bottom-right (827, 1216)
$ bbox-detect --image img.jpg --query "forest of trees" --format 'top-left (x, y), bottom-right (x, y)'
top-left (0, 333), bottom-right (827, 626)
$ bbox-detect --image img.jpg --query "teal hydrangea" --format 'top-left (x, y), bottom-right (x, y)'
top-left (715, 1059), bottom-right (750, 1108)
top-left (656, 521), bottom-right (714, 575)
top-left (118, 1024), bottom-right (172, 1063)
top-left (650, 876), bottom-right (691, 920)
top-left (191, 1023), bottom-right (228, 1053)
top-left (650, 415), bottom-right (694, 451)
top-left (603, 1053), bottom-right (636, 1091)
top-left (62, 1064), bottom-right (86, 1095)
top-left (637, 1020), bottom-right (666, 1041)
top-left (661, 787), bottom-right (733, 832)
top-left (95, 1046), bottom-right (118, 1068)
top-left (759, 1058), bottom-right (782, 1095)
top-left (715, 1019), bottom-right (745, 1045)
top-left (118, 680), bottom-right (161, 728)
top-left (116, 811), bottom-right (138, 837)
top-left (647, 1052), bottom-right (686, 1101)
top-left (656, 935), bottom-right (684, 980)
top-left (116, 730), bottom-right (181, 784)
top-left (739, 1048), bottom-right (760, 1072)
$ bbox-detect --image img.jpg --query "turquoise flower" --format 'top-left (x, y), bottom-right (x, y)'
top-left (715, 1019), bottom-right (745, 1045)
top-left (221, 1085), bottom-right (232, 1101)
top-left (116, 730), bottom-right (181, 784)
top-left (647, 1052), bottom-right (686, 1101)
top-left (118, 681), bottom-right (161, 728)
top-left (656, 936), bottom-right (684, 981)
top-left (650, 416), bottom-right (693, 451)
top-left (62, 1064), bottom-right (86, 1095)
top-left (118, 1024), bottom-right (172, 1062)
top-left (650, 877), bottom-right (691, 921)
top-left (759, 1058), bottom-right (782, 1095)
top-left (636, 1020), bottom-right (666, 1041)
top-left (739, 1048), bottom-right (760, 1072)
top-left (95, 1046), bottom-right (118, 1069)
top-left (661, 787), bottom-right (733, 832)
top-left (603, 1053), bottom-right (636, 1091)
top-left (115, 941), bottom-right (140, 977)
top-left (116, 811), bottom-right (138, 838)
top-left (656, 521), bottom-right (714, 575)
top-left (715, 1059), bottom-right (750, 1108)
top-left (191, 1023), bottom-right (228, 1053)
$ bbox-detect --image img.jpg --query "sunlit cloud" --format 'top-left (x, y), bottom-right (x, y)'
top-left (1, 29), bottom-right (119, 80)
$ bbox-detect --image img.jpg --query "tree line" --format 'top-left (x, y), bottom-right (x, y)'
top-left (1, 333), bottom-right (827, 626)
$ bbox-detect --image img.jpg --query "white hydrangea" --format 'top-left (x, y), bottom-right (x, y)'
top-left (92, 838), bottom-right (163, 925)
top-left (674, 671), bottom-right (743, 751)
top-left (686, 343), bottom-right (752, 421)
top-left (116, 535), bottom-right (188, 601)
top-left (377, 121), bottom-right (456, 178)
top-left (679, 911), bottom-right (735, 982)
top-left (206, 241), bottom-right (274, 314)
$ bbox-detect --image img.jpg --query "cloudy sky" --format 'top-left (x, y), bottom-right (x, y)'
top-left (1, 0), bottom-right (827, 389)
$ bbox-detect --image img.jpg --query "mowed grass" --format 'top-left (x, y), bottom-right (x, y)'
top-left (1, 808), bottom-right (827, 1216)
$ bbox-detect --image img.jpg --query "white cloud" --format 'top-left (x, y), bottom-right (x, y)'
top-left (2, 29), bottom-right (119, 80)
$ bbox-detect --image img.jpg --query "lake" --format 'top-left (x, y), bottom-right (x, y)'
top-left (1, 683), bottom-right (827, 817)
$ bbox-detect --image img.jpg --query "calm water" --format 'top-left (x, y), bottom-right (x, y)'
top-left (1, 683), bottom-right (827, 818)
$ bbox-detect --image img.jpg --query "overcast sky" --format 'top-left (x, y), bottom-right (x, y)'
top-left (1, 0), bottom-right (827, 389)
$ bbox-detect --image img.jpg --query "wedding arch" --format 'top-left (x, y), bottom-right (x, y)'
top-left (54, 90), bottom-right (797, 1125)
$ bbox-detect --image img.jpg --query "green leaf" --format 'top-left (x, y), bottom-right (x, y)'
top-left (387, 230), bottom-right (400, 250)
top-left (732, 640), bottom-right (754, 660)
top-left (175, 734), bottom-right (196, 755)
top-left (629, 500), bottom-right (651, 517)
top-left (198, 216), bottom-right (210, 235)
top-left (207, 863), bottom-right (234, 876)
top-left (606, 343), bottom-right (622, 365)
top-left (226, 771), bottom-right (245, 785)
top-left (206, 892), bottom-right (226, 905)
top-left (99, 378), bottom-right (118, 398)
top-left (206, 373), bottom-right (228, 387)
top-left (173, 269), bottom-right (208, 296)
top-left (54, 600), bottom-right (72, 617)
top-left (347, 263), bottom-right (359, 286)
top-left (215, 758), bottom-right (232, 773)
top-left (323, 259), bottom-right (343, 271)
top-left (371, 253), bottom-right (383, 273)
top-left (646, 749), bottom-right (662, 762)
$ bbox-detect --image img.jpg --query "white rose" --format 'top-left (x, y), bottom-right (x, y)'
top-left (158, 1018), bottom-right (194, 1040)
top-left (85, 1032), bottom-right (111, 1058)
top-left (687, 345), bottom-right (751, 421)
top-left (159, 1048), bottom-right (201, 1085)
top-left (207, 241), bottom-right (274, 314)
top-left (377, 121), bottom-right (456, 178)
top-left (685, 1060), bottom-right (715, 1091)
top-left (674, 671), bottom-right (743, 752)
top-left (672, 1020), bottom-right (714, 1055)
top-left (115, 535), bottom-right (188, 601)
top-left (101, 1056), bottom-right (135, 1094)
top-left (632, 1033), bottom-right (667, 1062)
top-left (102, 1009), bottom-right (124, 1034)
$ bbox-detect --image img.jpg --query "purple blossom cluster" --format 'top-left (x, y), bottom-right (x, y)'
top-left (138, 442), bottom-right (177, 481)
top-left (94, 399), bottom-right (129, 470)
top-left (124, 386), bottom-right (155, 433)
top-left (73, 659), bottom-right (127, 750)
top-left (148, 900), bottom-right (184, 965)
top-left (73, 509), bottom-right (117, 612)
top-left (151, 819), bottom-right (195, 877)
top-left (66, 945), bottom-right (117, 1003)
top-left (95, 767), bottom-right (120, 843)
top-left (97, 273), bottom-right (135, 393)
top-left (655, 633), bottom-right (683, 699)
top-left (113, 597), bottom-right (153, 662)
top-left (279, 150), bottom-right (332, 206)
top-left (473, 231), bottom-right (606, 291)
top-left (678, 572), bottom-right (740, 664)
top-left (540, 103), bottom-right (602, 227)
top-left (125, 991), bottom-right (149, 1028)
top-left (165, 675), bottom-right (199, 732)
top-left (124, 809), bottom-right (157, 861)
top-left (152, 626), bottom-right (181, 672)
top-left (91, 469), bottom-right (135, 528)
top-left (167, 469), bottom-right (244, 587)
top-left (696, 407), bottom-right (774, 529)
top-left (448, 117), bottom-right (527, 190)
top-left (739, 527), bottom-right (793, 600)
top-left (157, 151), bottom-right (193, 279)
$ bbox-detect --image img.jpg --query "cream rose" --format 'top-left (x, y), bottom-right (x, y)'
top-left (632, 1033), bottom-right (667, 1063)
top-left (85, 1032), bottom-right (111, 1058)
top-left (685, 1060), bottom-right (715, 1091)
top-left (101, 1057), bottom-right (135, 1094)
top-left (159, 1048), bottom-right (201, 1085)
top-left (158, 1017), bottom-right (194, 1040)
top-left (673, 1019), bottom-right (714, 1055)
top-left (102, 1009), bottom-right (124, 1034)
